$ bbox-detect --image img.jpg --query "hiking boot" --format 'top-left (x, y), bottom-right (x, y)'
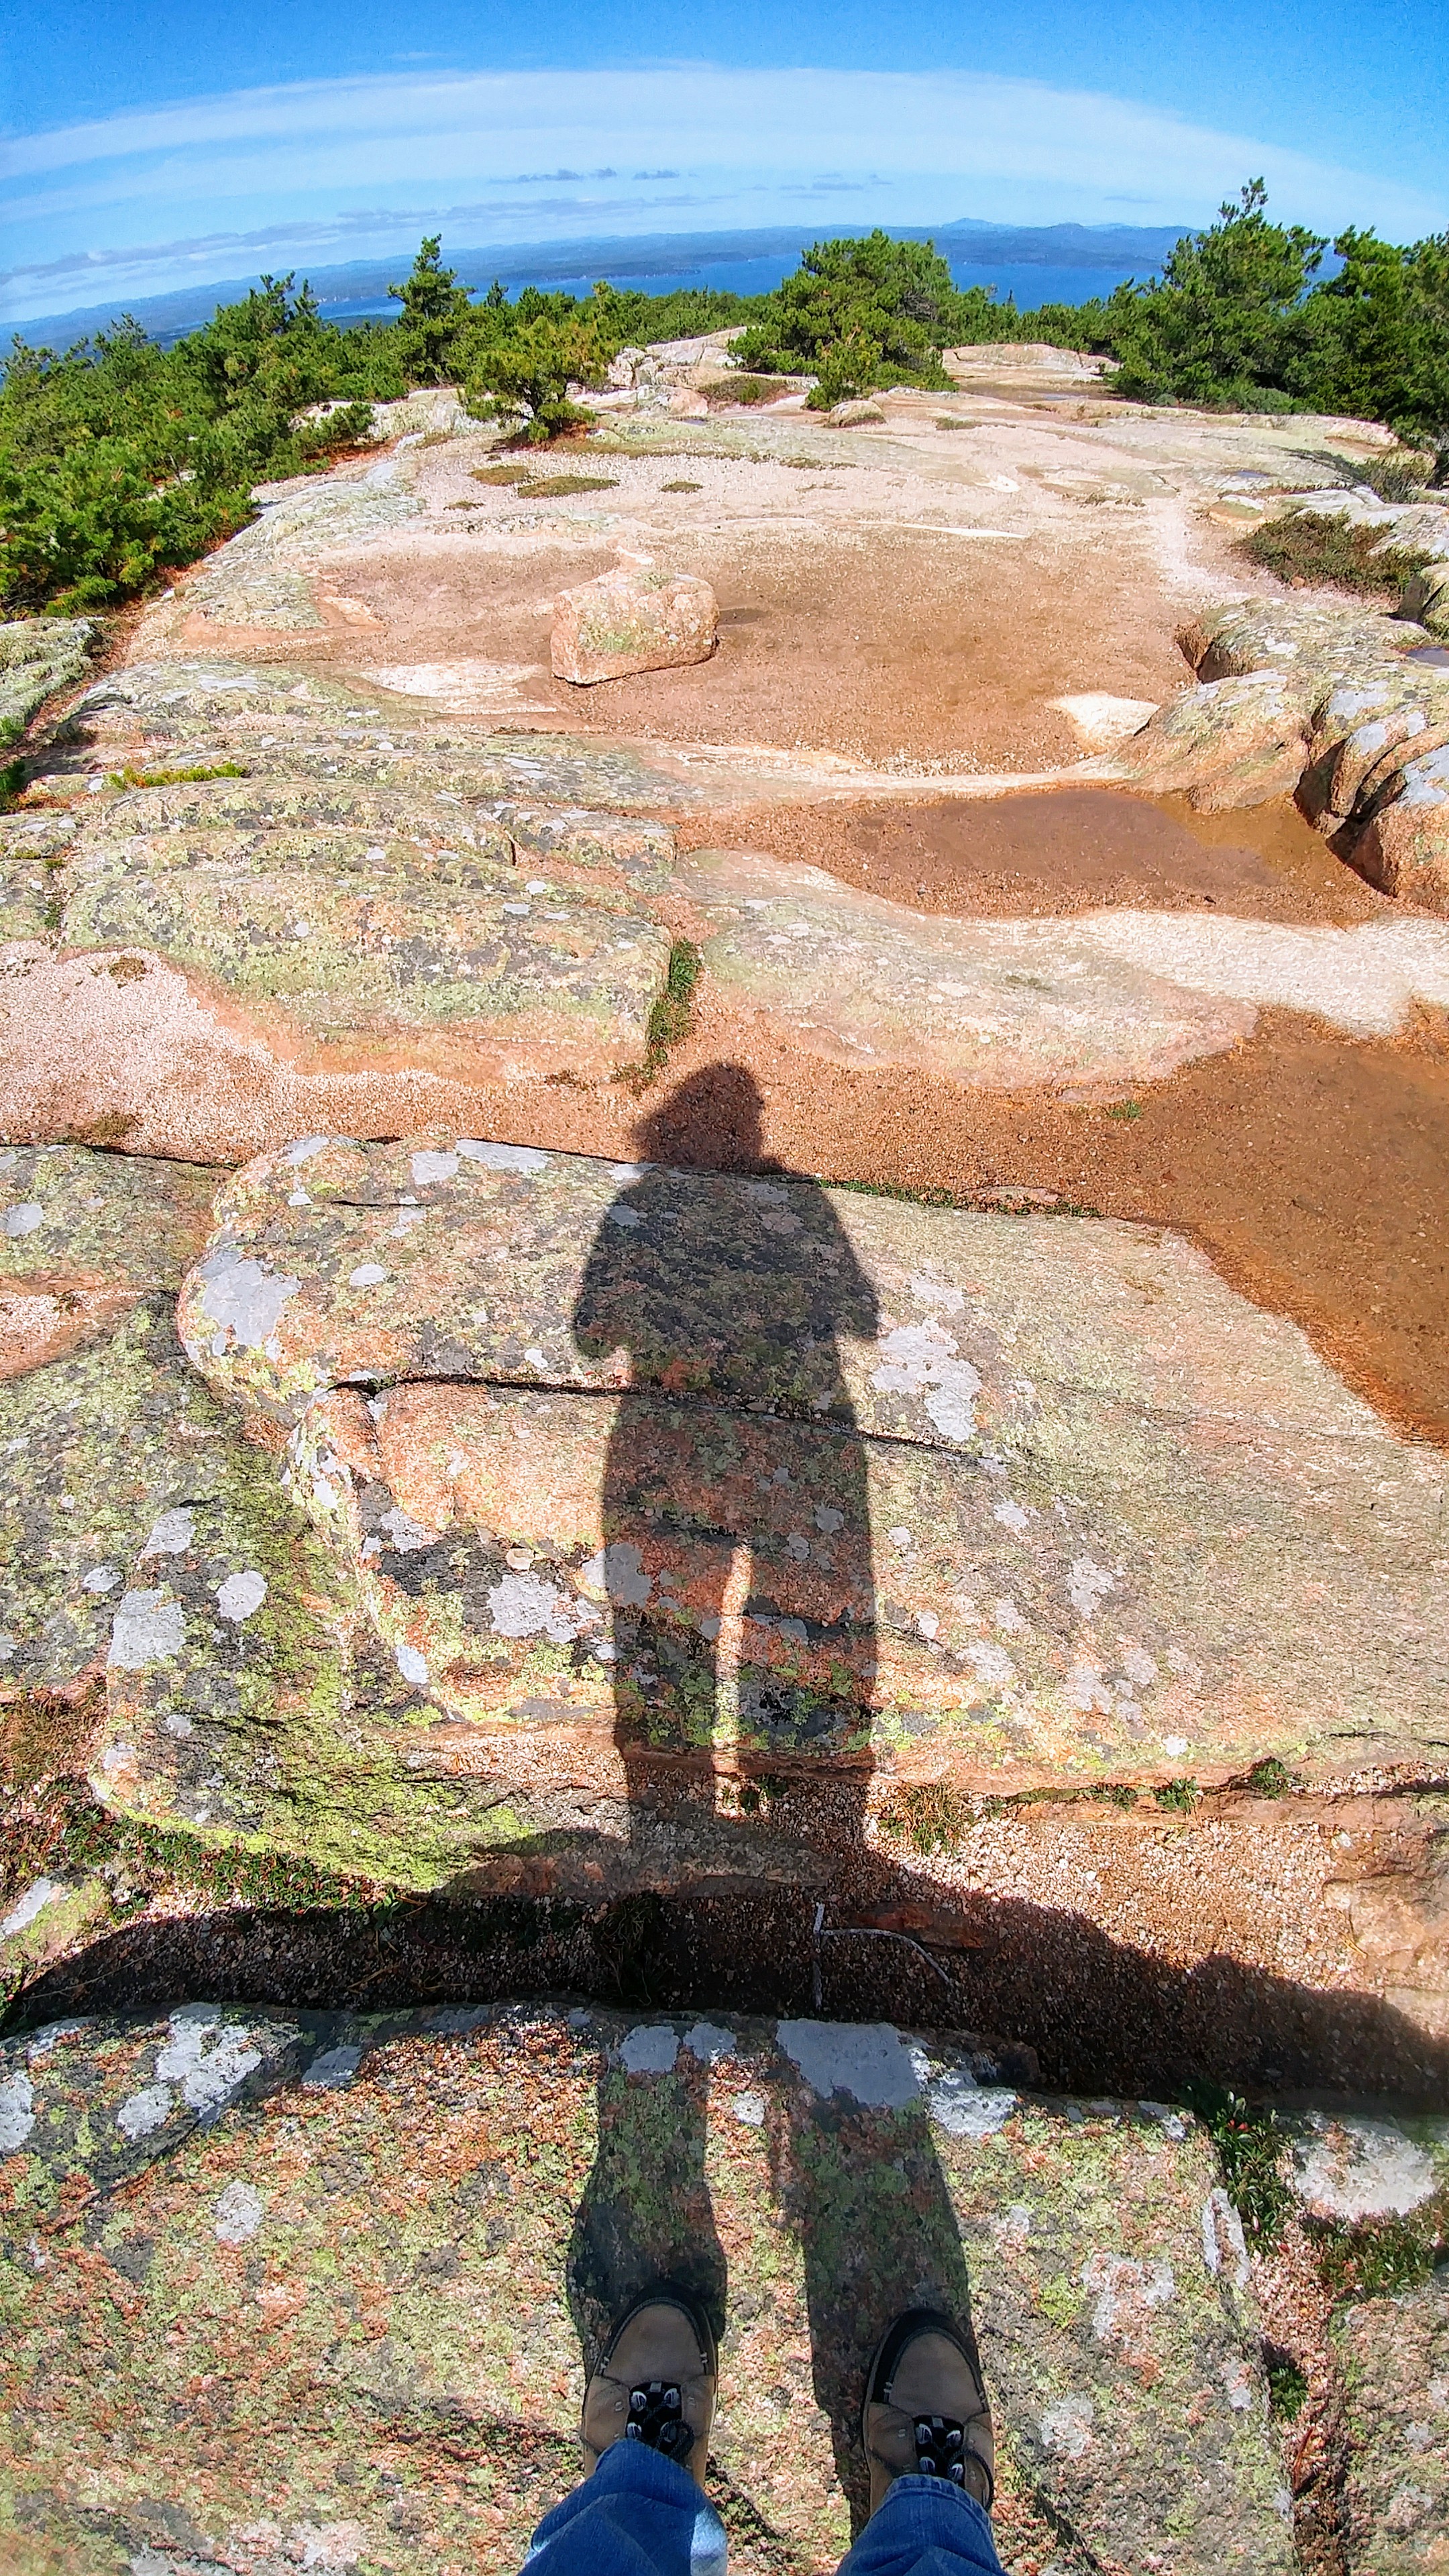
top-left (580, 2284), bottom-right (718, 2488)
top-left (862, 2308), bottom-right (995, 2516)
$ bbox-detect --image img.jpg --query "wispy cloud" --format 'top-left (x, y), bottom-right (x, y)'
top-left (0, 198), bottom-right (728, 299)
top-left (3, 62), bottom-right (1443, 326)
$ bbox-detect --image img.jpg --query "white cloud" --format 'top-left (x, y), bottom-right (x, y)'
top-left (3, 62), bottom-right (1443, 326)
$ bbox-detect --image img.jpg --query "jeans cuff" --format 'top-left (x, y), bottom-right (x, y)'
top-left (890, 2475), bottom-right (984, 2508)
top-left (589, 2437), bottom-right (709, 2510)
top-left (873, 2469), bottom-right (998, 2555)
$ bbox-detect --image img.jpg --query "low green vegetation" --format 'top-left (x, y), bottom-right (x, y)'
top-left (1153, 1777), bottom-right (1201, 1812)
top-left (106, 759), bottom-right (247, 789)
top-left (1316, 2211), bottom-right (1448, 2299)
top-left (1265, 2351), bottom-right (1309, 2418)
top-left (830, 1175), bottom-right (961, 1210)
top-left (1237, 509), bottom-right (1434, 598)
top-left (516, 472), bottom-right (619, 498)
top-left (1183, 2078), bottom-right (1293, 2245)
top-left (469, 462), bottom-right (620, 498)
top-left (621, 938), bottom-right (704, 1091)
top-left (1240, 1756), bottom-right (1295, 1794)
top-left (3, 191), bottom-right (1444, 621)
top-left (879, 1778), bottom-right (1145, 1849)
top-left (879, 1779), bottom-right (974, 1854)
top-left (715, 374), bottom-right (788, 405)
top-left (1352, 447), bottom-right (1442, 503)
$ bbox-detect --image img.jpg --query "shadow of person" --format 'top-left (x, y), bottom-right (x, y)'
top-left (564, 1064), bottom-right (978, 2517)
top-left (572, 1062), bottom-right (880, 1822)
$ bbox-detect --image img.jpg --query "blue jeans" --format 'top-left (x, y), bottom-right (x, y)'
top-left (524, 2439), bottom-right (1004, 2576)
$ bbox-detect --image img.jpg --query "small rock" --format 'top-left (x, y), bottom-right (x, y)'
top-left (552, 565), bottom-right (718, 685)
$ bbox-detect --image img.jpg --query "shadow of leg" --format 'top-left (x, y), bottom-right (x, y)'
top-left (769, 2045), bottom-right (979, 2531)
top-left (568, 2035), bottom-right (729, 2370)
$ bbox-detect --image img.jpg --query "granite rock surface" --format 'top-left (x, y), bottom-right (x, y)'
top-left (0, 616), bottom-right (96, 746)
top-left (1109, 598), bottom-right (1449, 904)
top-left (78, 1138), bottom-right (1449, 1873)
top-left (13, 647), bottom-right (1449, 1160)
top-left (3, 1138), bottom-right (1440, 1890)
top-left (0, 2004), bottom-right (1295, 2576)
top-left (1336, 2275), bottom-right (1449, 2572)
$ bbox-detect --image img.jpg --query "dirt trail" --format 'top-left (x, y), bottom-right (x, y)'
top-left (323, 510), bottom-right (1189, 769)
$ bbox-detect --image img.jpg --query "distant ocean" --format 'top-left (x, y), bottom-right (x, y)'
top-left (12, 219), bottom-right (1185, 351)
top-left (312, 258), bottom-right (1146, 328)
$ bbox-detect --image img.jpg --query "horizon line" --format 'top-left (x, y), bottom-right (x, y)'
top-left (3, 211), bottom-right (1203, 343)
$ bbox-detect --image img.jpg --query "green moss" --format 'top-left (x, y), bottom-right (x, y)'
top-left (470, 1803), bottom-right (528, 1846)
top-left (619, 937), bottom-right (703, 1091)
top-left (107, 762), bottom-right (247, 789)
top-left (1036, 2273), bottom-right (1083, 2328)
top-left (515, 474), bottom-right (619, 498)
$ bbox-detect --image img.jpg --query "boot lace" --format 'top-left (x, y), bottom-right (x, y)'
top-left (625, 2379), bottom-right (695, 2463)
top-left (905, 2411), bottom-right (994, 2508)
top-left (912, 2413), bottom-right (968, 2482)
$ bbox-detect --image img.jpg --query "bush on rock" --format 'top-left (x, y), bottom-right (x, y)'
top-left (730, 231), bottom-right (989, 404)
top-left (464, 311), bottom-right (613, 445)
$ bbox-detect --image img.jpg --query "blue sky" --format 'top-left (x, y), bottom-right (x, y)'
top-left (3, 0), bottom-right (1445, 329)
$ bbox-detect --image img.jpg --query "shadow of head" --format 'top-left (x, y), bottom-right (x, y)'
top-left (634, 1063), bottom-right (776, 1172)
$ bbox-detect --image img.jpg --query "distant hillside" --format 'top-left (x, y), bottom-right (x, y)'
top-left (10, 219), bottom-right (1187, 351)
top-left (935, 217), bottom-right (1184, 266)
